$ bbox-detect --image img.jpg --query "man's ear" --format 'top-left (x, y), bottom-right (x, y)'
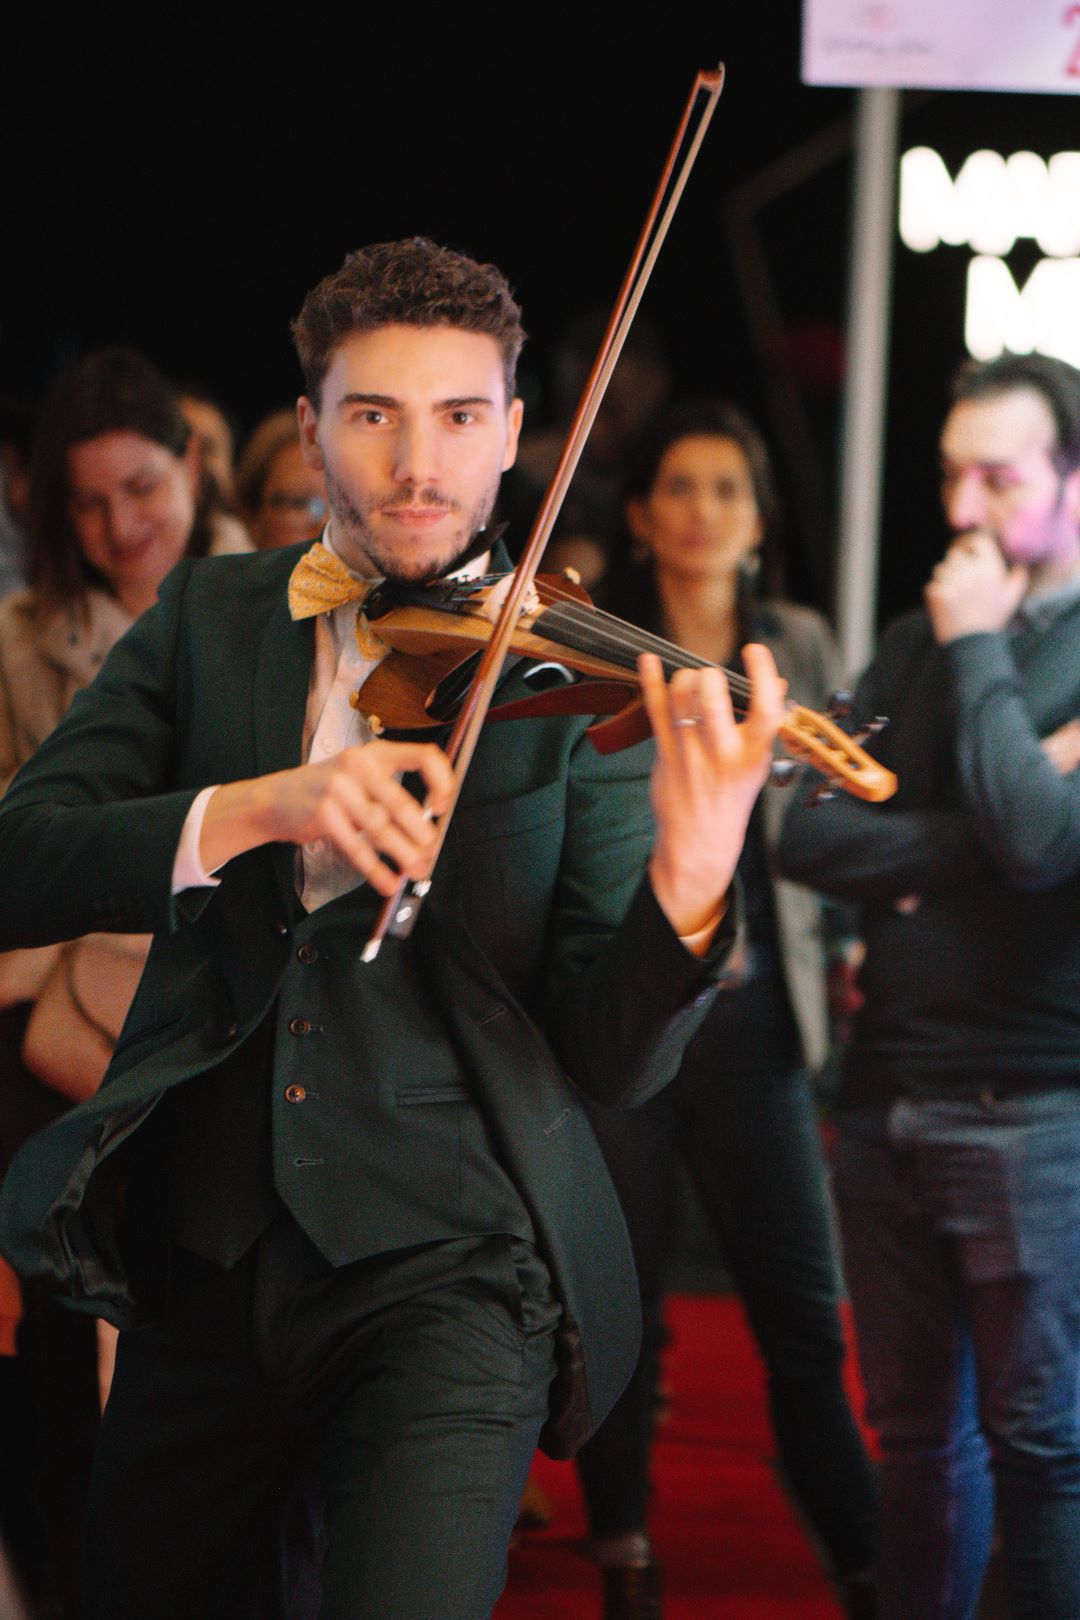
top-left (501, 397), bottom-right (524, 472)
top-left (297, 397), bottom-right (324, 470)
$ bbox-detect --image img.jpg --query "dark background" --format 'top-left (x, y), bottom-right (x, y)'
top-left (2, 7), bottom-right (1077, 634)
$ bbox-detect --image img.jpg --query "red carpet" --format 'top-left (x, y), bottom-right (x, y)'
top-left (497, 1294), bottom-right (869, 1619)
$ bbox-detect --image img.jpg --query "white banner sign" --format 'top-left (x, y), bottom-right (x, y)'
top-left (803, 1), bottom-right (1080, 93)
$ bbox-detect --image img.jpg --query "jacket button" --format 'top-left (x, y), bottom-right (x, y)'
top-left (276, 920), bottom-right (289, 936)
top-left (288, 1016), bottom-right (312, 1036)
top-left (220, 1022), bottom-right (239, 1044)
top-left (297, 944), bottom-right (318, 965)
top-left (284, 1084), bottom-right (307, 1104)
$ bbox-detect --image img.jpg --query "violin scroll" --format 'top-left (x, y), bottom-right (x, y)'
top-left (778, 706), bottom-right (897, 803)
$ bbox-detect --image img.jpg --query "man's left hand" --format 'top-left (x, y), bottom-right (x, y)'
top-left (925, 531), bottom-right (1029, 643)
top-left (640, 644), bottom-right (785, 939)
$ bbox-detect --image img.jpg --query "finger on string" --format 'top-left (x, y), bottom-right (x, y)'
top-left (694, 666), bottom-right (737, 758)
top-left (638, 652), bottom-right (680, 763)
top-left (668, 669), bottom-right (710, 761)
top-left (741, 644), bottom-right (786, 748)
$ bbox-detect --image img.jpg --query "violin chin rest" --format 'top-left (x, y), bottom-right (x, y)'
top-left (586, 701), bottom-right (651, 755)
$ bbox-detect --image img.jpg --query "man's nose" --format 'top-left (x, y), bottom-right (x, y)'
top-left (392, 421), bottom-right (439, 486)
top-left (944, 471), bottom-right (986, 532)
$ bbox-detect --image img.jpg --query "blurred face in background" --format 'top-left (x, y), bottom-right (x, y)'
top-left (939, 387), bottom-right (1080, 589)
top-left (250, 440), bottom-right (328, 550)
top-left (627, 433), bottom-right (763, 585)
top-left (180, 394), bottom-right (236, 505)
top-left (67, 430), bottom-right (197, 616)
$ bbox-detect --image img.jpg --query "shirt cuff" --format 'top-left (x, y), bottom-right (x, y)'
top-left (171, 785), bottom-right (224, 894)
top-left (678, 899), bottom-right (727, 958)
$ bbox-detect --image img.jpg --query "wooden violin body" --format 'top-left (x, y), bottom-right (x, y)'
top-left (358, 576), bottom-right (897, 804)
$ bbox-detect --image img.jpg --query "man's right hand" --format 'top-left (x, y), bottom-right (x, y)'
top-left (925, 531), bottom-right (1029, 643)
top-left (198, 741), bottom-right (457, 897)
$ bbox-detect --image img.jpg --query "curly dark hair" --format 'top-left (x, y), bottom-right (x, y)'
top-left (27, 347), bottom-right (214, 607)
top-left (292, 237), bottom-right (526, 410)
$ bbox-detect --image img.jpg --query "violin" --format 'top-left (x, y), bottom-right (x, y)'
top-left (363, 66), bottom-right (894, 959)
top-left (356, 573), bottom-right (898, 804)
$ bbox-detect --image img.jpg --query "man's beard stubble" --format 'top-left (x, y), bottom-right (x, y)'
top-left (323, 464), bottom-right (501, 584)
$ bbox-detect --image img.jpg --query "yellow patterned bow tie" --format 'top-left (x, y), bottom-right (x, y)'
top-left (287, 540), bottom-right (387, 660)
top-left (287, 540), bottom-right (377, 618)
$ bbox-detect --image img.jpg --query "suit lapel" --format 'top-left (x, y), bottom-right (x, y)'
top-left (253, 597), bottom-right (314, 777)
top-left (253, 596), bottom-right (315, 909)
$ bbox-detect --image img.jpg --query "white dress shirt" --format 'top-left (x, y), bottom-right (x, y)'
top-left (172, 526), bottom-right (489, 912)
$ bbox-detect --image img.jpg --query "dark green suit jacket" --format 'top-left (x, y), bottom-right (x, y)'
top-left (0, 542), bottom-right (731, 1454)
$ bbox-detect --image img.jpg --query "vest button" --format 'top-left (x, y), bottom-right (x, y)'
top-left (288, 1016), bottom-right (312, 1036)
top-left (284, 1084), bottom-right (307, 1104)
top-left (275, 920), bottom-right (289, 936)
top-left (297, 944), bottom-right (319, 965)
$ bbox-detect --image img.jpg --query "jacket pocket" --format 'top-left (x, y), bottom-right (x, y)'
top-left (396, 1084), bottom-right (472, 1106)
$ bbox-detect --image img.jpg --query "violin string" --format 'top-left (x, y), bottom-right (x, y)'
top-left (452, 578), bottom-right (866, 742)
top-left (524, 578), bottom-right (757, 695)
top-left (447, 581), bottom-right (868, 750)
top-left (453, 574), bottom-right (762, 705)
top-left (534, 595), bottom-right (759, 703)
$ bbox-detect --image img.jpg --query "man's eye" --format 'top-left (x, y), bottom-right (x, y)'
top-left (449, 410), bottom-right (475, 426)
top-left (359, 410), bottom-right (387, 425)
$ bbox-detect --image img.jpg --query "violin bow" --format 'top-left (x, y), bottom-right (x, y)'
top-left (363, 65), bottom-right (726, 960)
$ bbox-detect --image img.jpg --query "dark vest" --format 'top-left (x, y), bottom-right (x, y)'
top-left (136, 886), bottom-right (533, 1269)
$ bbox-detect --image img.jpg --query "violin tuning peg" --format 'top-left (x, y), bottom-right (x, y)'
top-left (806, 779), bottom-right (843, 807)
top-left (770, 758), bottom-right (798, 786)
top-left (561, 566), bottom-right (582, 585)
top-left (848, 716), bottom-right (888, 746)
top-left (828, 689), bottom-right (853, 721)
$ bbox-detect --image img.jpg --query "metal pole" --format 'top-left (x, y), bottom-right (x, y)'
top-left (835, 86), bottom-right (900, 675)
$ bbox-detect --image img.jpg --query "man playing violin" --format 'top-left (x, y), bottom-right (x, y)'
top-left (780, 352), bottom-right (1080, 1620)
top-left (0, 237), bottom-right (784, 1619)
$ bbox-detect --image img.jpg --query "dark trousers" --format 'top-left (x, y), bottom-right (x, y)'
top-left (576, 1048), bottom-right (876, 1579)
top-left (0, 1005), bottom-right (98, 1618)
top-left (86, 1212), bottom-right (558, 1620)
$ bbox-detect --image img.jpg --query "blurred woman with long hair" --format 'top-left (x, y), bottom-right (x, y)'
top-left (0, 346), bottom-right (228, 1616)
top-left (576, 400), bottom-right (877, 1620)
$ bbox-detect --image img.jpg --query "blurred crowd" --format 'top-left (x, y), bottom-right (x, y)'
top-left (0, 305), bottom-right (1079, 1620)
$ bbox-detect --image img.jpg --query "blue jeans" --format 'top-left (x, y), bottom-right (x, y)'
top-left (835, 1090), bottom-right (1080, 1620)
